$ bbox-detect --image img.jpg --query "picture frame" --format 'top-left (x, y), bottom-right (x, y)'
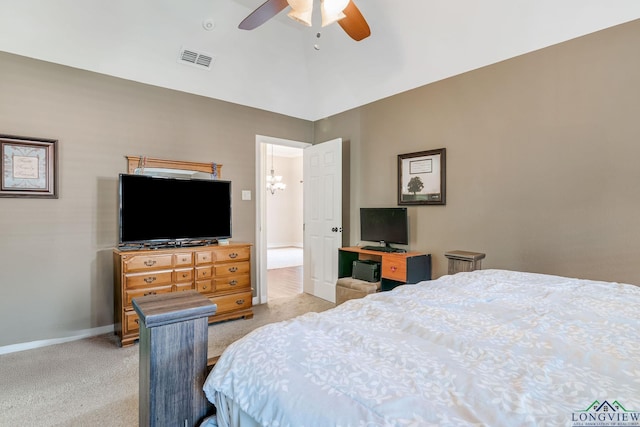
top-left (398, 148), bottom-right (446, 205)
top-left (1, 134), bottom-right (58, 198)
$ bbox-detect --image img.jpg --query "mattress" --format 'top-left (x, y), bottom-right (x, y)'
top-left (203, 269), bottom-right (640, 427)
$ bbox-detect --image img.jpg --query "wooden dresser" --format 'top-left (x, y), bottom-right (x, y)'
top-left (113, 243), bottom-right (253, 347)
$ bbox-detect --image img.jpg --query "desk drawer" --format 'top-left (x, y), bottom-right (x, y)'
top-left (382, 257), bottom-right (407, 282)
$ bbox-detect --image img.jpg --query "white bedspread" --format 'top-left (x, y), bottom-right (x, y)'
top-left (203, 269), bottom-right (640, 427)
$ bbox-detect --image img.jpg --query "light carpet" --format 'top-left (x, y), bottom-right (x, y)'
top-left (0, 293), bottom-right (334, 426)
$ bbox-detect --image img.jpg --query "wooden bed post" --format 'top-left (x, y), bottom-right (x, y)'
top-left (133, 291), bottom-right (217, 427)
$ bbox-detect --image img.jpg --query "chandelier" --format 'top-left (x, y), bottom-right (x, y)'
top-left (287, 0), bottom-right (351, 27)
top-left (266, 145), bottom-right (286, 195)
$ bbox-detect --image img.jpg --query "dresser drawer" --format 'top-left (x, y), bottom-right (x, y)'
top-left (174, 282), bottom-right (195, 292)
top-left (125, 284), bottom-right (173, 307)
top-left (174, 252), bottom-right (193, 267)
top-left (214, 261), bottom-right (250, 277)
top-left (196, 266), bottom-right (213, 280)
top-left (123, 254), bottom-right (173, 272)
top-left (214, 274), bottom-right (250, 292)
top-left (124, 310), bottom-right (140, 335)
top-left (124, 270), bottom-right (173, 288)
top-left (195, 250), bottom-right (213, 265)
top-left (213, 247), bottom-right (250, 263)
top-left (382, 257), bottom-right (407, 282)
top-left (174, 268), bottom-right (193, 283)
top-left (210, 291), bottom-right (252, 314)
top-left (196, 280), bottom-right (213, 294)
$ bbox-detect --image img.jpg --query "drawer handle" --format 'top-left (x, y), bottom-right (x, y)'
top-left (202, 284), bottom-right (208, 290)
top-left (229, 253), bottom-right (238, 259)
top-left (135, 318), bottom-right (139, 324)
top-left (144, 291), bottom-right (157, 296)
top-left (229, 267), bottom-right (238, 273)
top-left (390, 266), bottom-right (397, 272)
top-left (144, 277), bottom-right (156, 283)
top-left (144, 260), bottom-right (156, 266)
top-left (182, 273), bottom-right (189, 278)
top-left (229, 280), bottom-right (238, 286)
top-left (235, 299), bottom-right (245, 305)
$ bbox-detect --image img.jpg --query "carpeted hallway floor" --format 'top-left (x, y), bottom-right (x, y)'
top-left (0, 293), bottom-right (334, 426)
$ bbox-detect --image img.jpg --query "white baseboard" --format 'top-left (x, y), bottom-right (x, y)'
top-left (267, 243), bottom-right (303, 249)
top-left (0, 324), bottom-right (115, 355)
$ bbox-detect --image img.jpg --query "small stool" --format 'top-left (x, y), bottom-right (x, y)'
top-left (444, 250), bottom-right (486, 274)
top-left (336, 277), bottom-right (381, 305)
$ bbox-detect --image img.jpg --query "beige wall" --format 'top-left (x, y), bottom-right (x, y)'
top-left (266, 153), bottom-right (304, 247)
top-left (0, 52), bottom-right (312, 347)
top-left (2, 18), bottom-right (639, 348)
top-left (316, 19), bottom-right (640, 283)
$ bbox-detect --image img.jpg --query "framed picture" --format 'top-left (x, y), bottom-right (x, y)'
top-left (398, 148), bottom-right (446, 205)
top-left (1, 134), bottom-right (58, 198)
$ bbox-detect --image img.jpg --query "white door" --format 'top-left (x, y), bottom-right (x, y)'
top-left (303, 138), bottom-right (342, 302)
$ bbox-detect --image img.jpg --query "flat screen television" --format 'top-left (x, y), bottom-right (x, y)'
top-left (118, 173), bottom-right (232, 246)
top-left (360, 207), bottom-right (409, 248)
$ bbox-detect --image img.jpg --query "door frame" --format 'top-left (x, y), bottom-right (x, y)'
top-left (255, 135), bottom-right (311, 305)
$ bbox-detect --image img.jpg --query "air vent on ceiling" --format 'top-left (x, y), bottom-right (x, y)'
top-left (178, 47), bottom-right (215, 70)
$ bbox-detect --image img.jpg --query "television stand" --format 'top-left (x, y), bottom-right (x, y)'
top-left (338, 246), bottom-right (431, 291)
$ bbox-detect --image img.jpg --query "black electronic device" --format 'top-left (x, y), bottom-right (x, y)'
top-left (361, 245), bottom-right (406, 253)
top-left (118, 174), bottom-right (232, 246)
top-left (360, 207), bottom-right (408, 249)
top-left (352, 260), bottom-right (380, 282)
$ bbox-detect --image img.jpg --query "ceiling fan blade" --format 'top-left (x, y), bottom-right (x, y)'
top-left (338, 1), bottom-right (371, 41)
top-left (239, 0), bottom-right (290, 30)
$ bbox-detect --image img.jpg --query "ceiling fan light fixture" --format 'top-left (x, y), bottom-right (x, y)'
top-left (320, 0), bottom-right (349, 27)
top-left (287, 0), bottom-right (313, 26)
top-left (287, 9), bottom-right (313, 26)
top-left (266, 145), bottom-right (286, 194)
top-left (239, 0), bottom-right (370, 42)
top-left (321, 10), bottom-right (346, 27)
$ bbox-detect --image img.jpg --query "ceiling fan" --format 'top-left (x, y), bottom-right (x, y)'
top-left (239, 0), bottom-right (371, 41)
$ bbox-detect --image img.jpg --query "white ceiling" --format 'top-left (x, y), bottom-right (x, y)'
top-left (1, 1), bottom-right (639, 121)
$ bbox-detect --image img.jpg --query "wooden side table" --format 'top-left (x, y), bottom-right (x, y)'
top-left (133, 291), bottom-right (217, 427)
top-left (444, 250), bottom-right (486, 274)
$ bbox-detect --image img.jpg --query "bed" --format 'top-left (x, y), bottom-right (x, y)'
top-left (202, 269), bottom-right (640, 427)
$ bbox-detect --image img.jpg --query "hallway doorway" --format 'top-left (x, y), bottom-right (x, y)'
top-left (256, 136), bottom-right (309, 304)
top-left (267, 247), bottom-right (303, 300)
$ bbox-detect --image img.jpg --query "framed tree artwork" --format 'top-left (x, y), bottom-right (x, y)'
top-left (398, 148), bottom-right (446, 206)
